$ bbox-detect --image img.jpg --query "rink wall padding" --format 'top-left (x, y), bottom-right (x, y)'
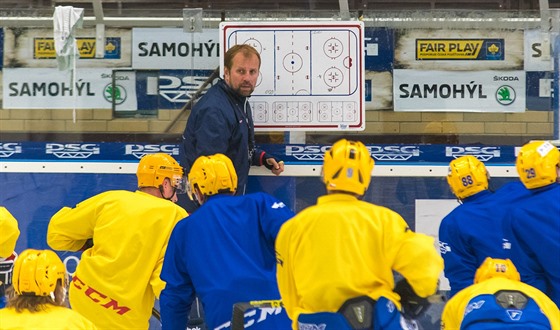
top-left (0, 141), bottom-right (522, 258)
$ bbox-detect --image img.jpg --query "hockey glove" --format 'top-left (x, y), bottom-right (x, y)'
top-left (394, 278), bottom-right (431, 320)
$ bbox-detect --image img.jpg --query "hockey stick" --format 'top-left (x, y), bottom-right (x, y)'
top-left (231, 299), bottom-right (283, 330)
top-left (164, 66), bottom-right (221, 133)
top-left (152, 307), bottom-right (161, 322)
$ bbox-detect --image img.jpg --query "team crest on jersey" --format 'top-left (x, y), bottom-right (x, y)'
top-left (385, 299), bottom-right (396, 313)
top-left (506, 309), bottom-right (523, 320)
top-left (298, 323), bottom-right (327, 330)
top-left (271, 202), bottom-right (286, 209)
top-left (464, 300), bottom-right (486, 316)
top-left (439, 241), bottom-right (451, 254)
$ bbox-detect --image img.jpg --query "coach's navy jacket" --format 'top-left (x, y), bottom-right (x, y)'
top-left (181, 79), bottom-right (266, 194)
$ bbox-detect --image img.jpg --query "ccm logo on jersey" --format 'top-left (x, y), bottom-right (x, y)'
top-left (72, 274), bottom-right (131, 315)
top-left (215, 308), bottom-right (283, 330)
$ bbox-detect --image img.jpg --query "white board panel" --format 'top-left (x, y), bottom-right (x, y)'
top-left (220, 21), bottom-right (365, 131)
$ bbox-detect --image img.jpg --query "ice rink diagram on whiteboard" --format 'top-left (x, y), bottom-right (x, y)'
top-left (220, 22), bottom-right (365, 131)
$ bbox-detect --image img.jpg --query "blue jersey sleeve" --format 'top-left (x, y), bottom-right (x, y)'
top-left (254, 193), bottom-right (295, 246)
top-left (160, 222), bottom-right (196, 330)
top-left (503, 185), bottom-right (560, 305)
top-left (439, 211), bottom-right (479, 297)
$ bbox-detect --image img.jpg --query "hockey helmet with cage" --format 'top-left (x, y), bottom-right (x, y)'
top-left (137, 153), bottom-right (186, 193)
top-left (12, 249), bottom-right (67, 297)
top-left (516, 140), bottom-right (559, 189)
top-left (187, 153), bottom-right (237, 200)
top-left (447, 155), bottom-right (488, 200)
top-left (474, 257), bottom-right (520, 284)
top-left (322, 139), bottom-right (374, 196)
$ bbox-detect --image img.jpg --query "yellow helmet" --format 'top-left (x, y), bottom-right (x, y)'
top-left (516, 141), bottom-right (559, 189)
top-left (322, 139), bottom-right (374, 196)
top-left (187, 154), bottom-right (237, 200)
top-left (137, 153), bottom-right (186, 193)
top-left (12, 249), bottom-right (67, 296)
top-left (474, 257), bottom-right (520, 284)
top-left (447, 155), bottom-right (488, 199)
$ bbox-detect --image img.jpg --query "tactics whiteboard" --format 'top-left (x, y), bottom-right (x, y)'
top-left (220, 21), bottom-right (365, 131)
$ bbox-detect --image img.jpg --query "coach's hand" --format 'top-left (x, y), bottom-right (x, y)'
top-left (263, 154), bottom-right (284, 176)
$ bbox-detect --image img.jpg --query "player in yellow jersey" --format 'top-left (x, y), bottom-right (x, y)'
top-left (47, 153), bottom-right (188, 330)
top-left (0, 249), bottom-right (97, 330)
top-left (442, 257), bottom-right (559, 330)
top-left (275, 139), bottom-right (443, 330)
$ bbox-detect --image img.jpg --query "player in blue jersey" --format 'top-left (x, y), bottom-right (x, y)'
top-left (441, 257), bottom-right (560, 329)
top-left (503, 140), bottom-right (560, 306)
top-left (160, 154), bottom-right (294, 330)
top-left (439, 155), bottom-right (529, 297)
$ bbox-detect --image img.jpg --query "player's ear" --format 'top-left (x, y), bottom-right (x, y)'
top-left (194, 187), bottom-right (205, 205)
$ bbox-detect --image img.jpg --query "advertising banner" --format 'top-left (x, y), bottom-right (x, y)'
top-left (0, 141), bottom-right (517, 164)
top-left (526, 71), bottom-right (554, 110)
top-left (3, 27), bottom-right (130, 68)
top-left (524, 29), bottom-right (556, 111)
top-left (34, 37), bottom-right (121, 60)
top-left (132, 28), bottom-right (220, 70)
top-left (524, 29), bottom-right (556, 71)
top-left (2, 68), bottom-right (137, 110)
top-left (393, 69), bottom-right (526, 112)
top-left (364, 27), bottom-right (394, 72)
top-left (394, 29), bottom-right (523, 70)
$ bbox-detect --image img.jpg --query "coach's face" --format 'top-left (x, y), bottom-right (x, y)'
top-left (224, 52), bottom-right (260, 97)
